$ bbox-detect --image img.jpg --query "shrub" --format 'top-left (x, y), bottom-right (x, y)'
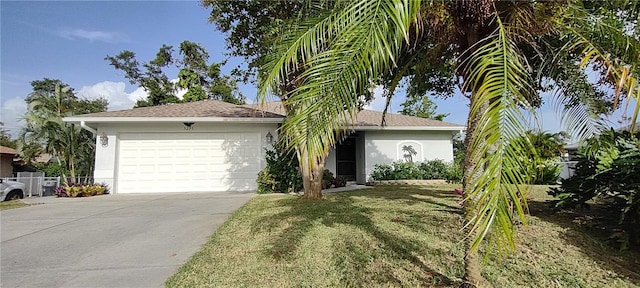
top-left (333, 176), bottom-right (347, 188)
top-left (550, 130), bottom-right (640, 249)
top-left (371, 164), bottom-right (394, 180)
top-left (56, 183), bottom-right (109, 198)
top-left (256, 142), bottom-right (303, 194)
top-left (256, 169), bottom-right (278, 194)
top-left (322, 169), bottom-right (335, 189)
top-left (391, 161), bottom-right (423, 180)
top-left (370, 160), bottom-right (461, 182)
top-left (533, 159), bottom-right (562, 185)
top-left (419, 160), bottom-right (448, 179)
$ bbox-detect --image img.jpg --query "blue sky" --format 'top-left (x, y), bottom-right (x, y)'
top-left (0, 1), bottom-right (633, 137)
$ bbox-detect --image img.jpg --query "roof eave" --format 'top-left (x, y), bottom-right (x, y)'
top-left (351, 125), bottom-right (466, 131)
top-left (63, 116), bottom-right (285, 124)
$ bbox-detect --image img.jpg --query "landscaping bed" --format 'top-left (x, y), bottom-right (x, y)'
top-left (166, 185), bottom-right (640, 287)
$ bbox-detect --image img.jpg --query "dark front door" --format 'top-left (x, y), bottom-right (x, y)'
top-left (336, 138), bottom-right (356, 181)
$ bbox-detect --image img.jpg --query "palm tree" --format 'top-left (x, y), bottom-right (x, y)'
top-left (259, 0), bottom-right (639, 285)
top-left (20, 84), bottom-right (90, 183)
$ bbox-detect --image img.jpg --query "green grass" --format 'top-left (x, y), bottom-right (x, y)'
top-left (0, 200), bottom-right (29, 210)
top-left (166, 185), bottom-right (640, 287)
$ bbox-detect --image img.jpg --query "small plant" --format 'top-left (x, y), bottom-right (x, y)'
top-left (56, 183), bottom-right (109, 198)
top-left (333, 176), bottom-right (347, 188)
top-left (256, 169), bottom-right (278, 194)
top-left (322, 169), bottom-right (335, 189)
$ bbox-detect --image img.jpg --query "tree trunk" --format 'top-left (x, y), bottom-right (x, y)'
top-left (53, 148), bottom-right (68, 184)
top-left (461, 92), bottom-right (489, 287)
top-left (299, 146), bottom-right (327, 199)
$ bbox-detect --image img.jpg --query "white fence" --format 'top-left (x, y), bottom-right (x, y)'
top-left (3, 172), bottom-right (61, 197)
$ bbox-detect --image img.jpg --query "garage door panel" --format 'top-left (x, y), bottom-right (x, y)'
top-left (117, 132), bottom-right (262, 193)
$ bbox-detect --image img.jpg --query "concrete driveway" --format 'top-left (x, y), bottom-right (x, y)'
top-left (1, 192), bottom-right (254, 288)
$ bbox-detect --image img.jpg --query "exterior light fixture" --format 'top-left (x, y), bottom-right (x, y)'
top-left (265, 131), bottom-right (274, 144)
top-left (100, 132), bottom-right (108, 147)
top-left (183, 122), bottom-right (194, 130)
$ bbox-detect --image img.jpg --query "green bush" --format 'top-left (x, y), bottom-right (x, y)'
top-left (322, 169), bottom-right (335, 189)
top-left (333, 176), bottom-right (347, 188)
top-left (256, 143), bottom-right (303, 194)
top-left (371, 163), bottom-right (394, 180)
top-left (419, 160), bottom-right (448, 179)
top-left (391, 161), bottom-right (423, 180)
top-left (33, 162), bottom-right (64, 177)
top-left (370, 160), bottom-right (462, 183)
top-left (56, 183), bottom-right (109, 197)
top-left (550, 130), bottom-right (640, 249)
top-left (256, 169), bottom-right (278, 194)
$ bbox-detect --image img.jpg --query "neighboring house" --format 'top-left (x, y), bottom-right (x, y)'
top-left (64, 100), bottom-right (464, 194)
top-left (0, 146), bottom-right (17, 178)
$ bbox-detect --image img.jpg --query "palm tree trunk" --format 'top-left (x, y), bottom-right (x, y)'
top-left (299, 145), bottom-right (326, 199)
top-left (53, 148), bottom-right (68, 184)
top-left (461, 94), bottom-right (489, 287)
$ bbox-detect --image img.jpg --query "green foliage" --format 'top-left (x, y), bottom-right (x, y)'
top-left (33, 162), bottom-right (64, 177)
top-left (322, 169), bottom-right (335, 189)
top-left (508, 131), bottom-right (566, 185)
top-left (371, 160), bottom-right (462, 183)
top-left (333, 176), bottom-right (347, 188)
top-left (256, 143), bottom-right (302, 194)
top-left (550, 130), bottom-right (640, 248)
top-left (56, 183), bottom-right (109, 198)
top-left (0, 127), bottom-right (17, 149)
top-left (106, 40), bottom-right (245, 107)
top-left (399, 94), bottom-right (449, 120)
top-left (418, 160), bottom-right (448, 179)
top-left (202, 0), bottom-right (316, 82)
top-left (20, 79), bottom-right (107, 182)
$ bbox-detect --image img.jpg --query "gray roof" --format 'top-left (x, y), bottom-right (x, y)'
top-left (69, 100), bottom-right (464, 129)
top-left (243, 102), bottom-right (464, 128)
top-left (73, 100), bottom-right (284, 119)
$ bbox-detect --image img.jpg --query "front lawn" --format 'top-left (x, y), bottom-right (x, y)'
top-left (166, 185), bottom-right (640, 287)
top-left (0, 200), bottom-right (29, 210)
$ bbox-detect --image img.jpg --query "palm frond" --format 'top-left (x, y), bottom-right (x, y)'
top-left (562, 2), bottom-right (640, 132)
top-left (259, 0), bottom-right (422, 165)
top-left (460, 16), bottom-right (536, 252)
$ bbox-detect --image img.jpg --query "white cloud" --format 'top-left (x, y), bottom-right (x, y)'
top-left (58, 28), bottom-right (127, 43)
top-left (77, 81), bottom-right (147, 111)
top-left (0, 97), bottom-right (27, 137)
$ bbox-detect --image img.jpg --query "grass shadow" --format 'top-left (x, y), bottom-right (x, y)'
top-left (527, 199), bottom-right (640, 285)
top-left (252, 187), bottom-right (463, 286)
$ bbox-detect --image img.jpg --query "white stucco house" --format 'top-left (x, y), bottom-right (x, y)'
top-left (64, 100), bottom-right (464, 194)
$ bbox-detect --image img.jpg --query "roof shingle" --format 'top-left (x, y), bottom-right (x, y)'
top-left (74, 100), bottom-right (284, 119)
top-left (243, 102), bottom-right (463, 128)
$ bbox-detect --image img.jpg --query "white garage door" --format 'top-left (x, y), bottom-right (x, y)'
top-left (117, 133), bottom-right (262, 193)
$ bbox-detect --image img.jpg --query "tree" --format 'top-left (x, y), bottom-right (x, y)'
top-left (0, 122), bottom-right (17, 149)
top-left (399, 95), bottom-right (449, 120)
top-left (105, 41), bottom-right (245, 107)
top-left (258, 0), bottom-right (639, 286)
top-left (20, 79), bottom-right (108, 182)
top-left (202, 0), bottom-right (311, 83)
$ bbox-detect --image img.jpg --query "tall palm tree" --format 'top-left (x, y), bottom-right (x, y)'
top-left (259, 0), bottom-right (639, 286)
top-left (20, 84), bottom-right (90, 183)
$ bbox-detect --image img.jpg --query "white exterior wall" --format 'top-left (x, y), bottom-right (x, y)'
top-left (94, 122), bottom-right (278, 194)
top-left (325, 150), bottom-right (337, 176)
top-left (364, 130), bottom-right (455, 182)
